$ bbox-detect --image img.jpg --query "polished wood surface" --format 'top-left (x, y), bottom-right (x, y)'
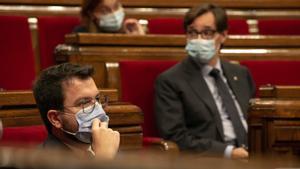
top-left (259, 85), bottom-right (300, 99)
top-left (57, 33), bottom-right (300, 89)
top-left (65, 33), bottom-right (300, 47)
top-left (249, 85), bottom-right (300, 155)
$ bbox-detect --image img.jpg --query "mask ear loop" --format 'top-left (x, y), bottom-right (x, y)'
top-left (60, 128), bottom-right (77, 136)
top-left (57, 111), bottom-right (77, 136)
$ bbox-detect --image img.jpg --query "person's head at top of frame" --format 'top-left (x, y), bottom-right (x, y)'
top-left (184, 3), bottom-right (228, 67)
top-left (33, 63), bottom-right (119, 159)
top-left (80, 0), bottom-right (145, 34)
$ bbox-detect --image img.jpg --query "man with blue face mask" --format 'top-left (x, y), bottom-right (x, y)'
top-left (155, 4), bottom-right (255, 159)
top-left (33, 63), bottom-right (120, 160)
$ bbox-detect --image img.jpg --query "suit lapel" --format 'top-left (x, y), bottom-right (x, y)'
top-left (182, 57), bottom-right (225, 140)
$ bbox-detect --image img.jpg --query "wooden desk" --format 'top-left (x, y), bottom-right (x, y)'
top-left (56, 33), bottom-right (300, 90)
top-left (0, 89), bottom-right (144, 150)
top-left (249, 85), bottom-right (300, 155)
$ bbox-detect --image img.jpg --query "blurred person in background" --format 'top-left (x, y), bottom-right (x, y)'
top-left (74, 0), bottom-right (145, 35)
top-left (155, 3), bottom-right (255, 160)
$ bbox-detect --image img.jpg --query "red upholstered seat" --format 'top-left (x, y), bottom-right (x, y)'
top-left (258, 19), bottom-right (300, 35)
top-left (119, 61), bottom-right (177, 139)
top-left (0, 125), bottom-right (47, 146)
top-left (240, 60), bottom-right (300, 96)
top-left (148, 18), bottom-right (184, 34)
top-left (228, 19), bottom-right (249, 35)
top-left (0, 15), bottom-right (36, 90)
top-left (37, 16), bottom-right (80, 70)
top-left (147, 18), bottom-right (249, 35)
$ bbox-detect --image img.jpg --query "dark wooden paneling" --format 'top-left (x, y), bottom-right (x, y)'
top-left (249, 86), bottom-right (300, 155)
top-left (120, 133), bottom-right (143, 150)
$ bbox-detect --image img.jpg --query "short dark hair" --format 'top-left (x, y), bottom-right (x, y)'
top-left (80, 0), bottom-right (102, 19)
top-left (80, 0), bottom-right (103, 27)
top-left (33, 63), bottom-right (94, 134)
top-left (183, 3), bottom-right (228, 33)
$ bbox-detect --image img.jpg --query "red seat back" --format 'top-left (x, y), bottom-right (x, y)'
top-left (0, 125), bottom-right (47, 146)
top-left (0, 15), bottom-right (36, 90)
top-left (37, 16), bottom-right (80, 70)
top-left (147, 18), bottom-right (249, 35)
top-left (258, 19), bottom-right (300, 35)
top-left (148, 18), bottom-right (184, 34)
top-left (228, 19), bottom-right (249, 35)
top-left (240, 60), bottom-right (300, 96)
top-left (120, 61), bottom-right (177, 137)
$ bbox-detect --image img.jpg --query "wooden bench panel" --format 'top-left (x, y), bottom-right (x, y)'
top-left (56, 33), bottom-right (300, 89)
top-left (249, 85), bottom-right (300, 155)
top-left (65, 33), bottom-right (300, 47)
top-left (259, 85), bottom-right (300, 99)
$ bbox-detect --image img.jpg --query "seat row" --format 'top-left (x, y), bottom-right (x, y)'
top-left (0, 15), bottom-right (79, 90)
top-left (1, 15), bottom-right (300, 90)
top-left (1, 60), bottom-right (300, 154)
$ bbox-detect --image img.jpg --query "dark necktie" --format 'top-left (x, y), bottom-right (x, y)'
top-left (209, 68), bottom-right (247, 147)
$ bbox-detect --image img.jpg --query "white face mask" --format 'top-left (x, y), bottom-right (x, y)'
top-left (98, 8), bottom-right (125, 32)
top-left (61, 102), bottom-right (109, 144)
top-left (185, 39), bottom-right (216, 64)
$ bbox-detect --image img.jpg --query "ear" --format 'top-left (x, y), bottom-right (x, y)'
top-left (47, 110), bottom-right (63, 129)
top-left (87, 11), bottom-right (96, 20)
top-left (220, 30), bottom-right (228, 44)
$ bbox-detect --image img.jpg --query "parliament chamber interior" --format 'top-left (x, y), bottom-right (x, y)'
top-left (0, 0), bottom-right (300, 168)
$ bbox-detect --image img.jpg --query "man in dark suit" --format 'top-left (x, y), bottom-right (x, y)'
top-left (155, 4), bottom-right (255, 159)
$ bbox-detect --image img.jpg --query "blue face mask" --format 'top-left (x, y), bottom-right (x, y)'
top-left (98, 8), bottom-right (125, 32)
top-left (185, 39), bottom-right (216, 63)
top-left (61, 102), bottom-right (109, 144)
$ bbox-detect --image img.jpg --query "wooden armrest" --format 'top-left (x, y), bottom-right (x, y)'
top-left (143, 137), bottom-right (179, 154)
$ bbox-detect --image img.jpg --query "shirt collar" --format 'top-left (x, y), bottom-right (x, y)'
top-left (202, 58), bottom-right (222, 76)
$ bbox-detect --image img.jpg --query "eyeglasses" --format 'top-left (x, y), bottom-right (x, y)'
top-left (187, 29), bottom-right (217, 40)
top-left (63, 95), bottom-right (109, 114)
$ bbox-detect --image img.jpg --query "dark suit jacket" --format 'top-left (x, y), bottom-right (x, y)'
top-left (40, 134), bottom-right (70, 150)
top-left (155, 56), bottom-right (255, 156)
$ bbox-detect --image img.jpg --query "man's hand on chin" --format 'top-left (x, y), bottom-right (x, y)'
top-left (91, 118), bottom-right (120, 160)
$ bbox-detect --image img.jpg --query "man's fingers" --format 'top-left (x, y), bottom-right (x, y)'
top-left (92, 118), bottom-right (100, 129)
top-left (100, 121), bottom-right (108, 128)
